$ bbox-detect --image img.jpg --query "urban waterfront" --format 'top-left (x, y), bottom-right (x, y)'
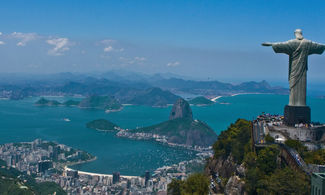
top-left (1, 94), bottom-right (325, 176)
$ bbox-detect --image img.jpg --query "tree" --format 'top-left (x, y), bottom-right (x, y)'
top-left (256, 167), bottom-right (310, 194)
top-left (256, 145), bottom-right (279, 175)
top-left (213, 119), bottom-right (252, 163)
top-left (264, 134), bottom-right (274, 143)
top-left (167, 179), bottom-right (184, 195)
top-left (167, 173), bottom-right (209, 195)
top-left (182, 173), bottom-right (209, 195)
top-left (285, 139), bottom-right (307, 155)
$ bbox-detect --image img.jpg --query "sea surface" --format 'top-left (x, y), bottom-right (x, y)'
top-left (0, 94), bottom-right (325, 176)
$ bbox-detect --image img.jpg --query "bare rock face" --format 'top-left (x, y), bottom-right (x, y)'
top-left (205, 154), bottom-right (237, 179)
top-left (169, 98), bottom-right (193, 120)
top-left (225, 176), bottom-right (246, 195)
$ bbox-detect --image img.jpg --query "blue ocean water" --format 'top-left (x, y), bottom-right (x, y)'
top-left (0, 94), bottom-right (324, 175)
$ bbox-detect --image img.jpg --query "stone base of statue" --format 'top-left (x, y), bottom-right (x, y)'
top-left (284, 105), bottom-right (310, 126)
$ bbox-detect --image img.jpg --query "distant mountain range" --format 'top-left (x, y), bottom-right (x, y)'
top-left (0, 71), bottom-right (288, 106)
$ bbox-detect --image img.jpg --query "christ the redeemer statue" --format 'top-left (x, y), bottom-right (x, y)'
top-left (262, 29), bottom-right (325, 125)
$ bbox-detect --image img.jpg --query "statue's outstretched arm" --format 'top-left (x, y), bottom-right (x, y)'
top-left (262, 42), bottom-right (273, 46)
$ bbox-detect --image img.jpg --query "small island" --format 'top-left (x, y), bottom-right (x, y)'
top-left (188, 96), bottom-right (214, 106)
top-left (35, 97), bottom-right (62, 106)
top-left (34, 95), bottom-right (123, 112)
top-left (117, 98), bottom-right (217, 148)
top-left (86, 119), bottom-right (119, 131)
top-left (62, 99), bottom-right (80, 106)
top-left (78, 95), bottom-right (123, 112)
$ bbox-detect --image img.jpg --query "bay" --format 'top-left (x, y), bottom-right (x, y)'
top-left (0, 94), bottom-right (324, 176)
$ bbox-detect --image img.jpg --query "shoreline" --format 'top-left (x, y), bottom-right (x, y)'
top-left (64, 166), bottom-right (141, 179)
top-left (64, 155), bottom-right (98, 168)
top-left (116, 130), bottom-right (213, 153)
top-left (210, 92), bottom-right (275, 102)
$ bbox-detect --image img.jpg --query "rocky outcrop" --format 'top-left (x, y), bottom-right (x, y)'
top-left (205, 155), bottom-right (247, 194)
top-left (225, 176), bottom-right (246, 195)
top-left (169, 98), bottom-right (193, 120)
top-left (205, 154), bottom-right (237, 179)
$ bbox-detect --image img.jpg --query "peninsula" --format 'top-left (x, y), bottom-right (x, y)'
top-left (117, 98), bottom-right (217, 148)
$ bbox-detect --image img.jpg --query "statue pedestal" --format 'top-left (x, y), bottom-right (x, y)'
top-left (284, 105), bottom-right (310, 126)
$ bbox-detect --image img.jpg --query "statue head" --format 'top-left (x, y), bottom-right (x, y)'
top-left (294, 29), bottom-right (304, 40)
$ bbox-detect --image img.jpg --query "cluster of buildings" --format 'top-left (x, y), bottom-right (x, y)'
top-left (0, 139), bottom-right (209, 194)
top-left (117, 130), bottom-right (213, 152)
top-left (41, 155), bottom-right (207, 194)
top-left (253, 113), bottom-right (325, 149)
top-left (0, 139), bottom-right (92, 176)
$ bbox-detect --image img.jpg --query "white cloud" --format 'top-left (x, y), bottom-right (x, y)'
top-left (134, 57), bottom-right (146, 62)
top-left (0, 32), bottom-right (2, 36)
top-left (0, 41), bottom-right (5, 45)
top-left (167, 61), bottom-right (180, 67)
top-left (11, 32), bottom-right (38, 46)
top-left (104, 46), bottom-right (114, 52)
top-left (101, 39), bottom-right (124, 53)
top-left (46, 38), bottom-right (71, 56)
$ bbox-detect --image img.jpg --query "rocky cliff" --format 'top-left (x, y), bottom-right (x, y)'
top-left (169, 98), bottom-right (193, 120)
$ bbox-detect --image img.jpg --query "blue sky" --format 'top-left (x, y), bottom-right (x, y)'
top-left (0, 0), bottom-right (325, 83)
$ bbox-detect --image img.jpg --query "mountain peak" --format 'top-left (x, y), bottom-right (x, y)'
top-left (169, 98), bottom-right (193, 120)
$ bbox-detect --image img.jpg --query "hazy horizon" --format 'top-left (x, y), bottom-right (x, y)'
top-left (1, 0), bottom-right (325, 83)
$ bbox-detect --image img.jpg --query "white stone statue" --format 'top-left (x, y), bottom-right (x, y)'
top-left (262, 29), bottom-right (325, 106)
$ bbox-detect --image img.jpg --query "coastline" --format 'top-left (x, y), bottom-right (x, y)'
top-left (64, 166), bottom-right (140, 179)
top-left (116, 130), bottom-right (213, 153)
top-left (210, 92), bottom-right (273, 102)
top-left (64, 155), bottom-right (98, 168)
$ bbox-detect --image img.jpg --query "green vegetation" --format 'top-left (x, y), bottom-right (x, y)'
top-left (188, 96), bottom-right (214, 106)
top-left (167, 173), bottom-right (209, 195)
top-left (132, 118), bottom-right (217, 147)
top-left (62, 99), bottom-right (80, 106)
top-left (35, 98), bottom-right (80, 107)
top-left (35, 97), bottom-right (61, 106)
top-left (79, 95), bottom-right (122, 110)
top-left (86, 119), bottom-right (118, 131)
top-left (285, 139), bottom-right (325, 164)
top-left (212, 119), bottom-right (251, 163)
top-left (264, 133), bottom-right (275, 143)
top-left (304, 149), bottom-right (325, 164)
top-left (244, 148), bottom-right (310, 194)
top-left (0, 160), bottom-right (66, 195)
top-left (210, 119), bottom-right (311, 194)
top-left (284, 139), bottom-right (307, 154)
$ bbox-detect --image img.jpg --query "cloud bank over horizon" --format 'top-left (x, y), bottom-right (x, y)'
top-left (1, 31), bottom-right (325, 83)
top-left (1, 1), bottom-right (325, 82)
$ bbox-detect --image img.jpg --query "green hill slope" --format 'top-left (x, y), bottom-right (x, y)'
top-left (132, 118), bottom-right (217, 147)
top-left (189, 96), bottom-right (214, 106)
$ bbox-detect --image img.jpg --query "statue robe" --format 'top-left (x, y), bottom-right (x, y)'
top-left (272, 39), bottom-right (325, 106)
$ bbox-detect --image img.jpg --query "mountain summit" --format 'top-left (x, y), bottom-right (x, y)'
top-left (126, 98), bottom-right (217, 147)
top-left (169, 98), bottom-right (193, 120)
